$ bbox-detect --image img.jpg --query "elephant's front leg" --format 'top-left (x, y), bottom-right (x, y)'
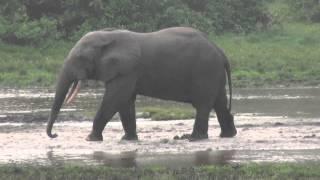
top-left (119, 98), bottom-right (138, 140)
top-left (86, 75), bottom-right (137, 141)
top-left (189, 106), bottom-right (211, 141)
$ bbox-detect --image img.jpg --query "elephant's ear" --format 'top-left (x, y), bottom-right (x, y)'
top-left (95, 34), bottom-right (141, 82)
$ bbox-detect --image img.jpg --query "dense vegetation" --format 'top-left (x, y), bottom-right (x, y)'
top-left (0, 0), bottom-right (270, 44)
top-left (0, 0), bottom-right (319, 87)
top-left (1, 163), bottom-right (320, 180)
top-left (286, 0), bottom-right (320, 22)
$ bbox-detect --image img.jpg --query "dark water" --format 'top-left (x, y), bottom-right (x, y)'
top-left (233, 88), bottom-right (320, 118)
top-left (1, 87), bottom-right (320, 119)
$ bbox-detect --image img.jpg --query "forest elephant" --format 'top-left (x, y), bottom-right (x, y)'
top-left (46, 27), bottom-right (237, 141)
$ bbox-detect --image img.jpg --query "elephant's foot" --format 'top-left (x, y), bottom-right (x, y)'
top-left (86, 133), bottom-right (103, 141)
top-left (219, 113), bottom-right (237, 138)
top-left (189, 133), bottom-right (208, 141)
top-left (220, 128), bottom-right (237, 138)
top-left (121, 134), bottom-right (138, 141)
top-left (177, 133), bottom-right (208, 141)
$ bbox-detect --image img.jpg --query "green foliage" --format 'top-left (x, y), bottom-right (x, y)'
top-left (206, 0), bottom-right (271, 33)
top-left (286, 0), bottom-right (320, 22)
top-left (0, 1), bottom-right (55, 44)
top-left (0, 0), bottom-right (270, 44)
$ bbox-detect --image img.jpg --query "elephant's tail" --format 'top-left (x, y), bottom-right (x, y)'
top-left (225, 57), bottom-right (232, 112)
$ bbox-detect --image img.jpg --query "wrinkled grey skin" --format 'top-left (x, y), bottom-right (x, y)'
top-left (47, 27), bottom-right (237, 141)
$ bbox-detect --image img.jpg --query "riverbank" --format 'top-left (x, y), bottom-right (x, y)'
top-left (0, 23), bottom-right (319, 88)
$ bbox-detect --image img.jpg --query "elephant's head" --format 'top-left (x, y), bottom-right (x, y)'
top-left (47, 30), bottom-right (141, 138)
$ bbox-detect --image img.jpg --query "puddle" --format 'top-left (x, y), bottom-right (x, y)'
top-left (0, 87), bottom-right (320, 166)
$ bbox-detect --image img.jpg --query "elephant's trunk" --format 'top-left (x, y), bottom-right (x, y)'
top-left (47, 69), bottom-right (74, 138)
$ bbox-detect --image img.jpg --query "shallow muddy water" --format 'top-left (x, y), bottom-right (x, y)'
top-left (0, 87), bottom-right (319, 166)
top-left (1, 87), bottom-right (320, 119)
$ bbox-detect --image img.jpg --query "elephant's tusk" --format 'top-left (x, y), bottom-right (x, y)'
top-left (65, 81), bottom-right (77, 103)
top-left (65, 81), bottom-right (81, 104)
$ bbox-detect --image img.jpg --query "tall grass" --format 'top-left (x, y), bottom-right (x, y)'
top-left (0, 23), bottom-right (319, 87)
top-left (0, 41), bottom-right (72, 87)
top-left (214, 23), bottom-right (320, 87)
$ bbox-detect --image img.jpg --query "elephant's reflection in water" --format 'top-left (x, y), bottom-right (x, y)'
top-left (46, 148), bottom-right (235, 167)
top-left (92, 151), bottom-right (137, 168)
top-left (46, 150), bottom-right (69, 166)
top-left (89, 150), bottom-right (236, 168)
top-left (193, 150), bottom-right (236, 166)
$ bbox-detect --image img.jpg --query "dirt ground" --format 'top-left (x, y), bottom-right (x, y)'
top-left (1, 114), bottom-right (319, 166)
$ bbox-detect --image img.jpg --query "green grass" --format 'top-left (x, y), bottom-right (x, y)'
top-left (138, 106), bottom-right (195, 120)
top-left (0, 163), bottom-right (319, 180)
top-left (1, 22), bottom-right (320, 88)
top-left (213, 22), bottom-right (320, 87)
top-left (0, 41), bottom-right (72, 87)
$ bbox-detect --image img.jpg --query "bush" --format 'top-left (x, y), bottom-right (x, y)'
top-left (0, 0), bottom-right (271, 44)
top-left (287, 0), bottom-right (320, 22)
top-left (206, 0), bottom-right (271, 33)
top-left (0, 1), bottom-right (60, 45)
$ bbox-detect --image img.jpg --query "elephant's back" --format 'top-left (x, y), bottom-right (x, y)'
top-left (135, 27), bottom-right (224, 102)
top-left (154, 27), bottom-right (205, 37)
top-left (138, 27), bottom-right (220, 65)
top-left (144, 27), bottom-right (208, 44)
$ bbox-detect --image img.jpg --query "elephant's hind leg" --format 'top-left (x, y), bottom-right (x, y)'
top-left (86, 75), bottom-right (137, 141)
top-left (214, 89), bottom-right (237, 138)
top-left (119, 97), bottom-right (138, 140)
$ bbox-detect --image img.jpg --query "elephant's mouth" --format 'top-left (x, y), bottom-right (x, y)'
top-left (65, 80), bottom-right (82, 104)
